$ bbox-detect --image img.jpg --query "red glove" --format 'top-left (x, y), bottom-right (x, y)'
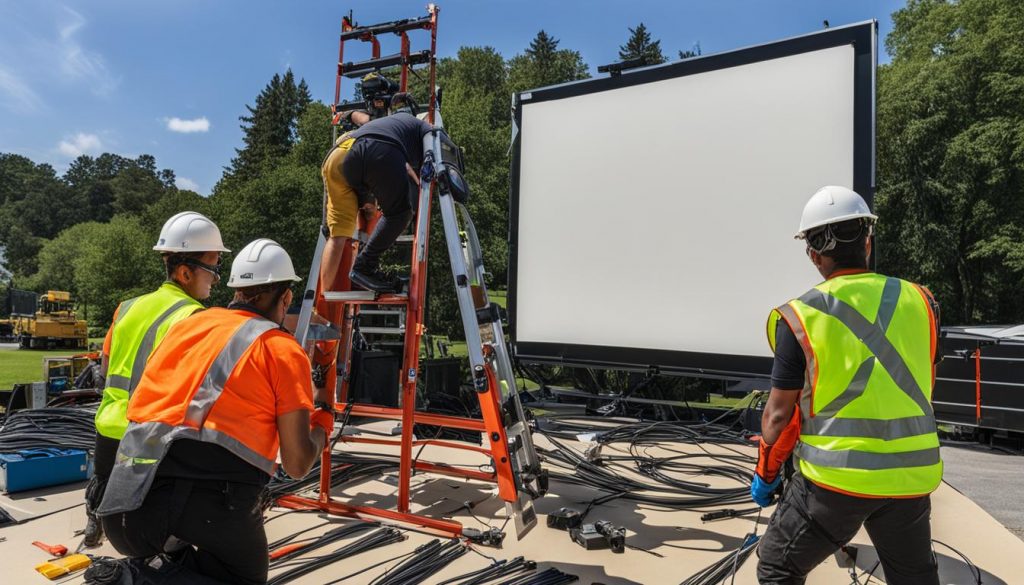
top-left (755, 406), bottom-right (801, 483)
top-left (310, 409), bottom-right (335, 437)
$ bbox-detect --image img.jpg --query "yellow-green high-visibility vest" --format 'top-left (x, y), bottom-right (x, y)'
top-left (94, 282), bottom-right (203, 440)
top-left (766, 272), bottom-right (942, 497)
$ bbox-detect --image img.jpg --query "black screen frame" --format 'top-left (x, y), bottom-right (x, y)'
top-left (507, 22), bottom-right (877, 378)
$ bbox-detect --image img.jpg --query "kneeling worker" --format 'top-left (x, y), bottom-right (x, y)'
top-left (97, 239), bottom-right (335, 585)
top-left (85, 211), bottom-right (228, 547)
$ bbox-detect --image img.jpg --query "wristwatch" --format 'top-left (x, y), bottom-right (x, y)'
top-left (314, 400), bottom-right (335, 413)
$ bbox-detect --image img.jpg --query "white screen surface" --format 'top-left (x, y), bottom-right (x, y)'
top-left (514, 44), bottom-right (856, 362)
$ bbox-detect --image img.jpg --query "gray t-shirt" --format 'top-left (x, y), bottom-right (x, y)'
top-left (349, 113), bottom-right (434, 169)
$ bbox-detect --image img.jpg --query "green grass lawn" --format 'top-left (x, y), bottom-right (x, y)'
top-left (0, 347), bottom-right (79, 389)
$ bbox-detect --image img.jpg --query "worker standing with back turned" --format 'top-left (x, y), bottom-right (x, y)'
top-left (753, 186), bottom-right (942, 585)
top-left (83, 211), bottom-right (228, 547)
top-left (95, 239), bottom-right (332, 585)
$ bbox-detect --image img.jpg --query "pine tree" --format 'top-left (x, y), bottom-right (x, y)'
top-left (509, 30), bottom-right (589, 92)
top-left (679, 42), bottom-right (702, 60)
top-left (225, 69), bottom-right (312, 183)
top-left (619, 23), bottom-right (665, 65)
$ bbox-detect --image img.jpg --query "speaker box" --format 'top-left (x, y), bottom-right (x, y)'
top-left (349, 348), bottom-right (401, 407)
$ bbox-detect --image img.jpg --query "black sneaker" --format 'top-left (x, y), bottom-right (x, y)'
top-left (350, 267), bottom-right (402, 294)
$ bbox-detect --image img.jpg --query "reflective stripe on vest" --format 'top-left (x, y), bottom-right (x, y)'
top-left (95, 285), bottom-right (201, 440)
top-left (769, 273), bottom-right (941, 497)
top-left (96, 315), bottom-right (278, 516)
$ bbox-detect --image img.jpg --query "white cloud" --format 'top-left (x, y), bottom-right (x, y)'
top-left (166, 117), bottom-right (210, 133)
top-left (58, 132), bottom-right (102, 157)
top-left (0, 66), bottom-right (41, 113)
top-left (56, 7), bottom-right (119, 96)
top-left (175, 177), bottom-right (200, 192)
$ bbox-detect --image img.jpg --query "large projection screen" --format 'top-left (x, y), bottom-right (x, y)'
top-left (509, 22), bottom-right (876, 378)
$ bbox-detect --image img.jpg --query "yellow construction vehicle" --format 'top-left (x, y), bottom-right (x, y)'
top-left (10, 291), bottom-right (87, 350)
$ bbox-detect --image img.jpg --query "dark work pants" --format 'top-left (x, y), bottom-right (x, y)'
top-left (756, 473), bottom-right (938, 585)
top-left (86, 434), bottom-right (121, 521)
top-left (342, 138), bottom-right (415, 271)
top-left (102, 477), bottom-right (267, 585)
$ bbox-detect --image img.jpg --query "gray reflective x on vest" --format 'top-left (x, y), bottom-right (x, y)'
top-left (96, 316), bottom-right (278, 516)
top-left (795, 278), bottom-right (937, 441)
top-left (104, 298), bottom-right (194, 395)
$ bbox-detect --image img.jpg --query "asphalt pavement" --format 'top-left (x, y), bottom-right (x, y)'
top-left (941, 441), bottom-right (1024, 541)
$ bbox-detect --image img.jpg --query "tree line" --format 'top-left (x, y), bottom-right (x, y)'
top-left (2, 0), bottom-right (1023, 336)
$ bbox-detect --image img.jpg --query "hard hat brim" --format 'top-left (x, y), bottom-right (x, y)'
top-left (795, 212), bottom-right (878, 239)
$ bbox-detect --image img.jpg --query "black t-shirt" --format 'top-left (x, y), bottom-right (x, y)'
top-left (770, 293), bottom-right (942, 391)
top-left (349, 113), bottom-right (434, 169)
top-left (155, 439), bottom-right (269, 487)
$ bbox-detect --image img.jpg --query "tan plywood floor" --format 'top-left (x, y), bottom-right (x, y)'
top-left (1, 424), bottom-right (1022, 584)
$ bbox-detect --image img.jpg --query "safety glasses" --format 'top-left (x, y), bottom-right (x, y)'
top-left (183, 258), bottom-right (222, 279)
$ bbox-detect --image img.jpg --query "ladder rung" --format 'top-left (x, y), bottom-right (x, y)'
top-left (358, 309), bottom-right (405, 316)
top-left (395, 234), bottom-right (415, 243)
top-left (323, 291), bottom-right (408, 304)
top-left (358, 326), bottom-right (406, 335)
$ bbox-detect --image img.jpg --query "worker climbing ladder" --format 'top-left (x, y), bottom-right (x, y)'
top-left (278, 4), bottom-right (546, 541)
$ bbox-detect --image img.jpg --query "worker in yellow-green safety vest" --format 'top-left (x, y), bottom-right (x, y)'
top-left (82, 211), bottom-right (229, 548)
top-left (753, 186), bottom-right (942, 585)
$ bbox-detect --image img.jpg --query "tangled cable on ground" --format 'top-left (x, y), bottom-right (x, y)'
top-left (0, 406), bottom-right (96, 452)
top-left (262, 452), bottom-right (399, 510)
top-left (535, 415), bottom-right (756, 512)
top-left (679, 532), bottom-right (760, 585)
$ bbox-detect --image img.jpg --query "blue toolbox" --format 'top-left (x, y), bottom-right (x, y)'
top-left (0, 448), bottom-right (90, 493)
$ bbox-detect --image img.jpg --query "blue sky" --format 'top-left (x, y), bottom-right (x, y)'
top-left (0, 0), bottom-right (905, 195)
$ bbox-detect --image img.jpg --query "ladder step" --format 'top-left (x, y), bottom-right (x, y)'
top-left (396, 234), bottom-right (415, 243)
top-left (358, 326), bottom-right (406, 335)
top-left (306, 323), bottom-right (341, 341)
top-left (323, 291), bottom-right (408, 304)
top-left (358, 309), bottom-right (405, 316)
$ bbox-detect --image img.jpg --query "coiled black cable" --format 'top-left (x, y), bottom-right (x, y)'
top-left (0, 406), bottom-right (96, 452)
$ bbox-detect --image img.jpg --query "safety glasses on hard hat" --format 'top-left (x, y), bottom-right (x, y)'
top-left (804, 219), bottom-right (874, 255)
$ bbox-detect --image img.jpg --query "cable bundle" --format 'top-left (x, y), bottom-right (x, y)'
top-left (679, 534), bottom-right (759, 585)
top-left (269, 522), bottom-right (377, 565)
top-left (535, 416), bottom-right (756, 510)
top-left (262, 453), bottom-right (399, 509)
top-left (369, 538), bottom-right (467, 585)
top-left (0, 406), bottom-right (96, 452)
top-left (498, 567), bottom-right (578, 585)
top-left (266, 527), bottom-right (405, 585)
top-left (437, 556), bottom-right (536, 585)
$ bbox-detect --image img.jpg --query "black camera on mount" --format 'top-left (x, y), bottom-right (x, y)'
top-left (360, 73), bottom-right (400, 119)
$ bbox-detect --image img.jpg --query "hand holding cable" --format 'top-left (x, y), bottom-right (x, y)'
top-left (752, 406), bottom-right (800, 506)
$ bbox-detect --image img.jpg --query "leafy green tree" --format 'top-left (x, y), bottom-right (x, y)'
top-left (619, 23), bottom-right (665, 65)
top-left (74, 215), bottom-right (163, 327)
top-left (22, 222), bottom-right (103, 296)
top-left (876, 0), bottom-right (1024, 324)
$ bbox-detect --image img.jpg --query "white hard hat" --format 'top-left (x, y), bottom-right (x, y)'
top-left (795, 186), bottom-right (877, 239)
top-left (227, 238), bottom-right (302, 288)
top-left (154, 211), bottom-right (230, 253)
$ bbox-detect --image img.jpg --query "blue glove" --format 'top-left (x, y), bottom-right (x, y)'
top-left (751, 474), bottom-right (782, 507)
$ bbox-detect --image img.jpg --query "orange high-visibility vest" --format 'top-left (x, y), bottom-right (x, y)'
top-left (97, 307), bottom-right (314, 515)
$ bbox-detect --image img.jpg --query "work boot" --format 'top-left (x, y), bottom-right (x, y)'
top-left (82, 475), bottom-right (106, 547)
top-left (349, 265), bottom-right (402, 293)
top-left (82, 512), bottom-right (104, 547)
top-left (83, 557), bottom-right (135, 585)
top-left (350, 210), bottom-right (412, 293)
